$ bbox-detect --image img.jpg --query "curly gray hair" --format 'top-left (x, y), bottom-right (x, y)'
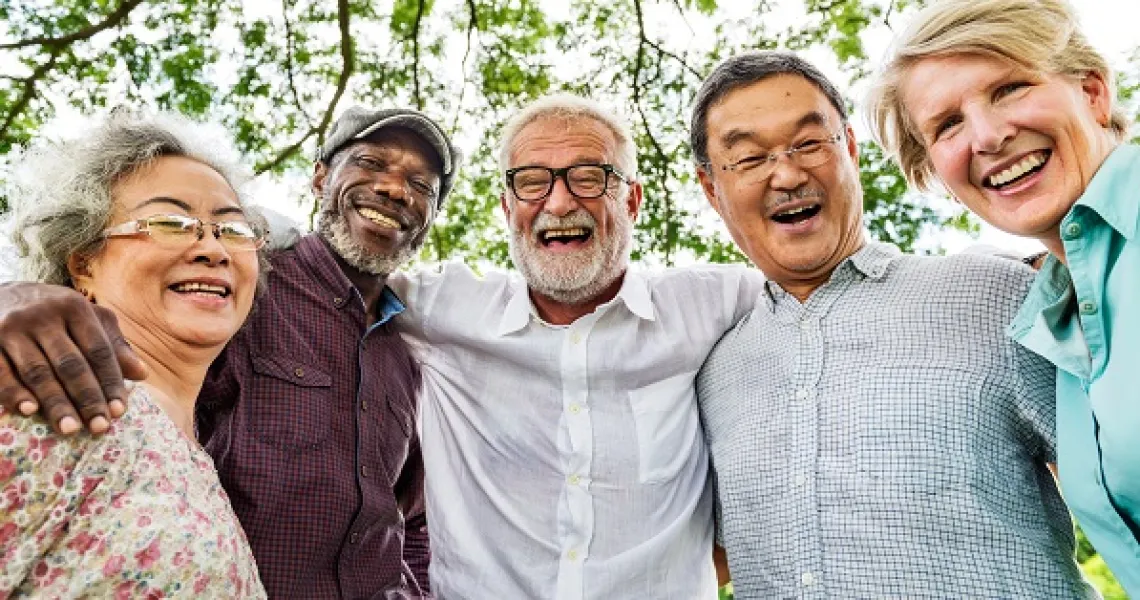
top-left (8, 110), bottom-right (261, 286)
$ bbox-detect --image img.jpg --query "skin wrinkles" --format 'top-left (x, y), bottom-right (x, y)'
top-left (501, 116), bottom-right (643, 324)
top-left (901, 53), bottom-right (1117, 259)
top-left (699, 75), bottom-right (864, 302)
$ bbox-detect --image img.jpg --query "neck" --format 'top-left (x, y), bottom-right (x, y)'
top-left (530, 271), bottom-right (626, 326)
top-left (776, 237), bottom-right (867, 303)
top-left (116, 321), bottom-right (219, 439)
top-left (325, 238), bottom-right (390, 324)
top-left (1041, 232), bottom-right (1067, 265)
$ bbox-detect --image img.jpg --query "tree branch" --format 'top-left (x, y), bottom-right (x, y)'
top-left (280, 0), bottom-right (313, 125)
top-left (449, 0), bottom-right (479, 133)
top-left (0, 50), bottom-right (60, 142)
top-left (410, 0), bottom-right (427, 110)
top-left (631, 0), bottom-right (676, 265)
top-left (0, 0), bottom-right (144, 50)
top-left (255, 0), bottom-right (355, 175)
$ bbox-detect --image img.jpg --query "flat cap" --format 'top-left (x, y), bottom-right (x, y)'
top-left (320, 106), bottom-right (461, 206)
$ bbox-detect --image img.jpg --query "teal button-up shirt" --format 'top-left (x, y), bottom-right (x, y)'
top-left (1009, 144), bottom-right (1140, 593)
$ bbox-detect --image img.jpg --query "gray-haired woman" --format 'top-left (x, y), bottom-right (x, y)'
top-left (0, 111), bottom-right (267, 597)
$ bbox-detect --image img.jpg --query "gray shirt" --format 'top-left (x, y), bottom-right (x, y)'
top-left (697, 243), bottom-right (1095, 599)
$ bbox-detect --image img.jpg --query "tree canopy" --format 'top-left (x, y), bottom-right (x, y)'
top-left (0, 0), bottom-right (1136, 265)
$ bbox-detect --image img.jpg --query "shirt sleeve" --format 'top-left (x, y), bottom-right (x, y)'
top-left (1012, 341), bottom-right (1059, 463)
top-left (395, 426), bottom-right (431, 596)
top-left (0, 413), bottom-right (124, 594)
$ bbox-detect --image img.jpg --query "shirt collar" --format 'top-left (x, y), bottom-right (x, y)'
top-left (760, 241), bottom-right (897, 312)
top-left (846, 241), bottom-right (899, 280)
top-left (294, 233), bottom-right (406, 322)
top-left (495, 269), bottom-right (655, 336)
top-left (1071, 144), bottom-right (1140, 240)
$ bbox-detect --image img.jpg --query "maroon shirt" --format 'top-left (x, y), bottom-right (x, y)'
top-left (197, 234), bottom-right (429, 599)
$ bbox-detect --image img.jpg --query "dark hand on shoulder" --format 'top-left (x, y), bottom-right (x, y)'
top-left (0, 282), bottom-right (147, 434)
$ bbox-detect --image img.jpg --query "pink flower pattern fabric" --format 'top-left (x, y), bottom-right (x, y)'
top-left (0, 385), bottom-right (265, 597)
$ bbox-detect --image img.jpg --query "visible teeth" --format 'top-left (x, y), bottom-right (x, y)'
top-left (541, 227), bottom-right (589, 240)
top-left (173, 282), bottom-right (228, 296)
top-left (358, 207), bottom-right (401, 229)
top-left (775, 205), bottom-right (813, 218)
top-left (988, 152), bottom-right (1047, 187)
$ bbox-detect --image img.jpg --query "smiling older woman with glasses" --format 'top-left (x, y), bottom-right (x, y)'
top-left (0, 111), bottom-right (267, 597)
top-left (868, 0), bottom-right (1140, 592)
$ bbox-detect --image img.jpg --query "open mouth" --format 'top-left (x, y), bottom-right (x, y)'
top-left (169, 281), bottom-right (231, 298)
top-left (984, 150), bottom-right (1050, 190)
top-left (358, 206), bottom-right (403, 230)
top-left (771, 204), bottom-right (822, 225)
top-left (539, 227), bottom-right (593, 247)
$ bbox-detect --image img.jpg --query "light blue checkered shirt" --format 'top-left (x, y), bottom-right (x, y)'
top-left (697, 243), bottom-right (1096, 599)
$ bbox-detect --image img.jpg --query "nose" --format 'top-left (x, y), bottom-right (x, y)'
top-left (374, 179), bottom-right (413, 207)
top-left (543, 176), bottom-right (578, 217)
top-left (767, 155), bottom-right (810, 192)
top-left (967, 106), bottom-right (1015, 154)
top-left (191, 226), bottom-right (232, 266)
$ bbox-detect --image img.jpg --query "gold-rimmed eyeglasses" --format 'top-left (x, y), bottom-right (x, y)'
top-left (103, 214), bottom-right (266, 252)
top-left (707, 132), bottom-right (845, 184)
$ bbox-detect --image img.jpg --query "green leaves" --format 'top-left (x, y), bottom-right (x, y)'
top-left (1, 0), bottom-right (975, 269)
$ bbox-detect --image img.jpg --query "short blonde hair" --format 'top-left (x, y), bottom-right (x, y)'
top-left (866, 0), bottom-right (1129, 191)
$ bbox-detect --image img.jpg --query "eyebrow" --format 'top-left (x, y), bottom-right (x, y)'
top-left (718, 110), bottom-right (833, 152)
top-left (133, 196), bottom-right (246, 217)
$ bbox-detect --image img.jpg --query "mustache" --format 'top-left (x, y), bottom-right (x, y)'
top-left (765, 187), bottom-right (826, 212)
top-left (528, 209), bottom-right (597, 236)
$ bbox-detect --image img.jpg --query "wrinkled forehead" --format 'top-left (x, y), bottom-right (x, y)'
top-left (337, 127), bottom-right (444, 175)
top-left (508, 116), bottom-right (619, 165)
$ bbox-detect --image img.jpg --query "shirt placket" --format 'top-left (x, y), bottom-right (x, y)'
top-left (554, 312), bottom-right (601, 600)
top-left (786, 274), bottom-right (850, 599)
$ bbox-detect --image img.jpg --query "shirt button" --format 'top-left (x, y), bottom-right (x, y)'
top-left (333, 297), bottom-right (345, 307)
top-left (1063, 222), bottom-right (1082, 239)
top-left (567, 549), bottom-right (579, 561)
top-left (294, 367), bottom-right (305, 378)
top-left (801, 571), bottom-right (817, 586)
top-left (570, 332), bottom-right (582, 344)
top-left (794, 474), bottom-right (807, 487)
top-left (362, 399), bottom-right (369, 412)
top-left (361, 466), bottom-right (369, 478)
top-left (569, 474), bottom-right (581, 486)
top-left (349, 532), bottom-right (360, 544)
top-left (569, 404), bottom-right (583, 415)
top-left (1079, 300), bottom-right (1097, 315)
top-left (794, 389), bottom-right (809, 402)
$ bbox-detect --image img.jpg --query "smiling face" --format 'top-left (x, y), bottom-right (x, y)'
top-left (72, 155), bottom-right (259, 352)
top-left (314, 127), bottom-right (442, 275)
top-left (501, 116), bottom-right (643, 306)
top-left (901, 52), bottom-right (1116, 247)
top-left (698, 75), bottom-right (865, 298)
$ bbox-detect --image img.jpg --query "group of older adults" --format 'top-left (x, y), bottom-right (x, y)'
top-left (0, 0), bottom-right (1136, 597)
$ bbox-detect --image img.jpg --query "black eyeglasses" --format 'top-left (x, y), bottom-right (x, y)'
top-left (505, 164), bottom-right (630, 203)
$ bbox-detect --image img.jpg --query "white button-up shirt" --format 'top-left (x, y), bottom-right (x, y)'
top-left (391, 263), bottom-right (762, 599)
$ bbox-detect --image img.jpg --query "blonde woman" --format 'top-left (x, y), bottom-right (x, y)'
top-left (0, 112), bottom-right (266, 597)
top-left (868, 0), bottom-right (1139, 591)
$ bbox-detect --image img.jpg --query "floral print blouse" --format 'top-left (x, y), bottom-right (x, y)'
top-left (0, 385), bottom-right (266, 598)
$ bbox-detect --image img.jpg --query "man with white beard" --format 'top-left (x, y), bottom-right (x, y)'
top-left (0, 94), bottom-right (760, 598)
top-left (386, 93), bottom-right (763, 598)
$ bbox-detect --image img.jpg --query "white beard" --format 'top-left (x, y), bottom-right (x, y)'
top-left (317, 205), bottom-right (422, 276)
top-left (507, 196), bottom-right (633, 306)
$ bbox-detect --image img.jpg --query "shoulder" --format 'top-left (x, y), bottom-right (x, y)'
top-left (641, 263), bottom-right (760, 293)
top-left (888, 251), bottom-right (1036, 299)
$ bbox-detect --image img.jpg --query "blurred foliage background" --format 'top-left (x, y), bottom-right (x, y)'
top-left (1, 0), bottom-right (1136, 594)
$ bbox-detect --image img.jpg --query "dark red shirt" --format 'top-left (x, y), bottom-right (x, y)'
top-left (197, 234), bottom-right (429, 599)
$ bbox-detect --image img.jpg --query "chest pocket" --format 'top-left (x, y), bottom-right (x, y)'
top-left (247, 355), bottom-right (335, 452)
top-left (628, 369), bottom-right (702, 484)
top-left (380, 392), bottom-right (415, 484)
top-left (857, 365), bottom-right (983, 494)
